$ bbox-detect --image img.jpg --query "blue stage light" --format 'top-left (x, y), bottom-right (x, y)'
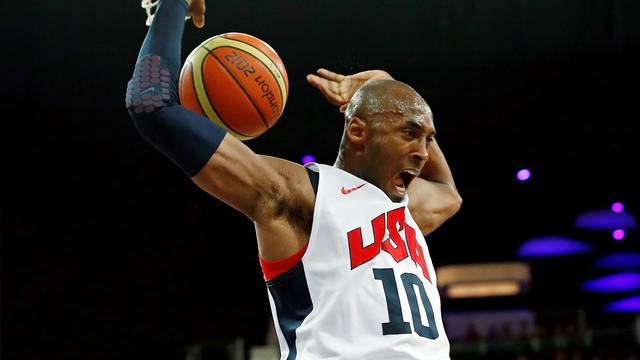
top-left (574, 210), bottom-right (637, 230)
top-left (517, 235), bottom-right (592, 258)
top-left (593, 252), bottom-right (640, 270)
top-left (603, 294), bottom-right (640, 313)
top-left (582, 272), bottom-right (640, 293)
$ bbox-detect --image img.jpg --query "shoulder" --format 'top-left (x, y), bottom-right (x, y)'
top-left (259, 156), bottom-right (316, 194)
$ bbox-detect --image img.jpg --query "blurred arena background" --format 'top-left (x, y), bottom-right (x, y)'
top-left (2, 0), bottom-right (639, 359)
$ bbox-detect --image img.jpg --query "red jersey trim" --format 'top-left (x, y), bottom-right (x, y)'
top-left (259, 244), bottom-right (308, 282)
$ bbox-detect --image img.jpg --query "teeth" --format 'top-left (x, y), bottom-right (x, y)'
top-left (394, 175), bottom-right (405, 188)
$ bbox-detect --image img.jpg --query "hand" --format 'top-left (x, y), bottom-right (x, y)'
top-left (306, 68), bottom-right (393, 112)
top-left (187, 0), bottom-right (206, 28)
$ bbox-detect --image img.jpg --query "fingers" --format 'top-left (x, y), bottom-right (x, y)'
top-left (306, 73), bottom-right (323, 89)
top-left (316, 68), bottom-right (344, 81)
top-left (192, 15), bottom-right (205, 28)
top-left (306, 73), bottom-right (335, 95)
top-left (306, 74), bottom-right (342, 106)
top-left (188, 0), bottom-right (206, 28)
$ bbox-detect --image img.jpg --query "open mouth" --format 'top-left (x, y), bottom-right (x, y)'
top-left (393, 170), bottom-right (419, 195)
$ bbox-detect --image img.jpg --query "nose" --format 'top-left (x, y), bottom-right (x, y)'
top-left (411, 138), bottom-right (429, 163)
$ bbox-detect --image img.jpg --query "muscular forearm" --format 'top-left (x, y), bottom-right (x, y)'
top-left (420, 139), bottom-right (457, 189)
top-left (408, 139), bottom-right (461, 234)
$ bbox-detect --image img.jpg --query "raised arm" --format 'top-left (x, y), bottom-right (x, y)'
top-left (406, 139), bottom-right (461, 234)
top-left (126, 0), bottom-right (314, 260)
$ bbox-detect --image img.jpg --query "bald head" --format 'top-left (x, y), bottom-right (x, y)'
top-left (344, 79), bottom-right (432, 126)
top-left (336, 79), bottom-right (435, 164)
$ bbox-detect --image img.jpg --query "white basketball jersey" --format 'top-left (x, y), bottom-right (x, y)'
top-left (266, 163), bottom-right (450, 360)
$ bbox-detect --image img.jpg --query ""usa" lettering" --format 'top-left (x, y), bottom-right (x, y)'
top-left (347, 207), bottom-right (431, 282)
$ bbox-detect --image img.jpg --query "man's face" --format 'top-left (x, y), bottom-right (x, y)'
top-left (362, 104), bottom-right (435, 202)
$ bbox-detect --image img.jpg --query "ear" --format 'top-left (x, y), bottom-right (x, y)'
top-left (346, 116), bottom-right (368, 147)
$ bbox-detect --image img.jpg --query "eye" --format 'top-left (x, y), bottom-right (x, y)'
top-left (403, 128), bottom-right (416, 137)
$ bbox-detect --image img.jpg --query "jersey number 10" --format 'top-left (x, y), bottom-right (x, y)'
top-left (373, 268), bottom-right (439, 340)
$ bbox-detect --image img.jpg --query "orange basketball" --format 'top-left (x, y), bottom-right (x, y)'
top-left (179, 33), bottom-right (289, 140)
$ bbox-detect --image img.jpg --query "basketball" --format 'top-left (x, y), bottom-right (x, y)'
top-left (179, 33), bottom-right (289, 140)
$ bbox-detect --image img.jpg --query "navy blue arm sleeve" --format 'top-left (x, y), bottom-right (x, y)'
top-left (128, 105), bottom-right (226, 176)
top-left (125, 0), bottom-right (226, 177)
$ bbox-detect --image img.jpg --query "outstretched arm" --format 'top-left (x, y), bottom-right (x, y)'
top-left (307, 68), bottom-right (461, 234)
top-left (126, 0), bottom-right (314, 260)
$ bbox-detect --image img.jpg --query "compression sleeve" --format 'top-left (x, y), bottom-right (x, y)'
top-left (125, 0), bottom-right (226, 177)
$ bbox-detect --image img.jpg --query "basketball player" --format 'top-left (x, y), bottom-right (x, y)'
top-left (126, 0), bottom-right (462, 358)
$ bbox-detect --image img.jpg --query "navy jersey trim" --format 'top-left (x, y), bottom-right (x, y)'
top-left (306, 167), bottom-right (319, 196)
top-left (267, 261), bottom-right (313, 360)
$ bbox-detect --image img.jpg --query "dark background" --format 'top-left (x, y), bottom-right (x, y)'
top-left (2, 0), bottom-right (639, 359)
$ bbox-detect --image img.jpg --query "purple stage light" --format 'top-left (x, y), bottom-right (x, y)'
top-left (611, 202), bottom-right (624, 213)
top-left (612, 229), bottom-right (625, 240)
top-left (517, 235), bottom-right (592, 258)
top-left (516, 169), bottom-right (531, 181)
top-left (593, 252), bottom-right (640, 269)
top-left (301, 154), bottom-right (316, 165)
top-left (604, 294), bottom-right (640, 313)
top-left (574, 209), bottom-right (638, 230)
top-left (582, 271), bottom-right (640, 293)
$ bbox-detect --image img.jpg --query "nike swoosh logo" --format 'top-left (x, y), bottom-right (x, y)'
top-left (137, 87), bottom-right (155, 96)
top-left (341, 183), bottom-right (366, 195)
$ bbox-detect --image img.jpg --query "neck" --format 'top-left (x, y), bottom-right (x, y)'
top-left (334, 152), bottom-right (345, 169)
top-left (334, 151), bottom-right (365, 180)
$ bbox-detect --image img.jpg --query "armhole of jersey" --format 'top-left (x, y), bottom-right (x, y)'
top-left (306, 166), bottom-right (319, 196)
top-left (258, 166), bottom-right (319, 282)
